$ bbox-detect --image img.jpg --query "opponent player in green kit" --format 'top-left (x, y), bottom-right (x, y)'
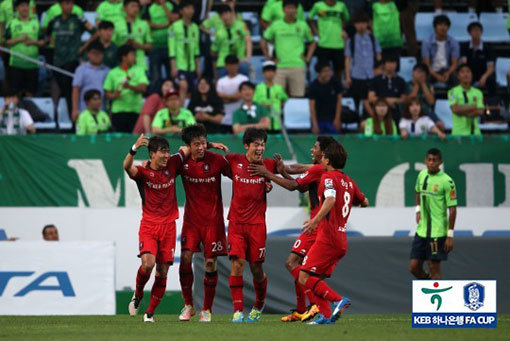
top-left (409, 148), bottom-right (457, 280)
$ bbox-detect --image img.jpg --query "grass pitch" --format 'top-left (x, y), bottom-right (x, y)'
top-left (1, 314), bottom-right (508, 341)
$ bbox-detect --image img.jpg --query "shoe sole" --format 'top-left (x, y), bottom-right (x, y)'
top-left (128, 302), bottom-right (139, 316)
top-left (301, 310), bottom-right (319, 322)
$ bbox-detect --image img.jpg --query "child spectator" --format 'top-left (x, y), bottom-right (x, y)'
top-left (362, 98), bottom-right (397, 136)
top-left (232, 81), bottom-right (270, 134)
top-left (76, 89), bottom-right (111, 135)
top-left (97, 21), bottom-right (118, 68)
top-left (152, 89), bottom-right (196, 134)
top-left (400, 98), bottom-right (445, 140)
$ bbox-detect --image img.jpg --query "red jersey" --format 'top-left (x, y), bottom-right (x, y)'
top-left (132, 152), bottom-right (183, 224)
top-left (180, 151), bottom-right (230, 226)
top-left (295, 164), bottom-right (326, 219)
top-left (226, 153), bottom-right (276, 224)
top-left (316, 171), bottom-right (365, 243)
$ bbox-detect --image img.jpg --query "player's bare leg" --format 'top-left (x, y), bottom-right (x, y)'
top-left (200, 257), bottom-right (218, 322)
top-left (179, 250), bottom-right (196, 321)
top-left (283, 253), bottom-right (317, 322)
top-left (428, 260), bottom-right (442, 279)
top-left (129, 253), bottom-right (155, 316)
top-left (246, 262), bottom-right (267, 322)
top-left (144, 262), bottom-right (170, 323)
top-left (229, 257), bottom-right (246, 322)
top-left (409, 259), bottom-right (430, 279)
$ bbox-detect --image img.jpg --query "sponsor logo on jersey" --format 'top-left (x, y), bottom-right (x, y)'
top-left (234, 174), bottom-right (264, 184)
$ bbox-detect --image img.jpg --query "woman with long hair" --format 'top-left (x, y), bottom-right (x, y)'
top-left (363, 98), bottom-right (397, 136)
top-left (400, 97), bottom-right (445, 140)
top-left (188, 77), bottom-right (225, 133)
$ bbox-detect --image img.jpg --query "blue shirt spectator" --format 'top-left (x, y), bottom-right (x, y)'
top-left (345, 32), bottom-right (382, 80)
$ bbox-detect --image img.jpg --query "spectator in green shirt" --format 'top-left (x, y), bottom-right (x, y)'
top-left (260, 0), bottom-right (305, 29)
top-left (76, 89), bottom-right (112, 135)
top-left (448, 63), bottom-right (484, 136)
top-left (253, 61), bottom-right (288, 131)
top-left (261, 0), bottom-right (316, 98)
top-left (371, 0), bottom-right (403, 60)
top-left (0, 0), bottom-right (36, 43)
top-left (104, 44), bottom-right (148, 132)
top-left (232, 81), bottom-right (271, 134)
top-left (4, 0), bottom-right (45, 97)
top-left (169, 0), bottom-right (201, 104)
top-left (95, 0), bottom-right (124, 28)
top-left (152, 88), bottom-right (197, 134)
top-left (362, 98), bottom-right (397, 136)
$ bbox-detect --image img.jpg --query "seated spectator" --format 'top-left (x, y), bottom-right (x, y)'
top-left (261, 0), bottom-right (315, 98)
top-left (232, 81), bottom-right (270, 134)
top-left (448, 64), bottom-right (484, 136)
top-left (188, 77), bottom-right (225, 133)
top-left (72, 41), bottom-right (110, 122)
top-left (133, 79), bottom-right (175, 134)
top-left (362, 98), bottom-right (397, 136)
top-left (104, 44), bottom-right (148, 133)
top-left (0, 90), bottom-right (35, 135)
top-left (76, 89), bottom-right (111, 135)
top-left (371, 0), bottom-right (403, 60)
top-left (461, 22), bottom-right (496, 94)
top-left (97, 21), bottom-right (118, 69)
top-left (42, 224), bottom-right (59, 241)
top-left (4, 0), bottom-right (44, 97)
top-left (253, 61), bottom-right (288, 131)
top-left (309, 62), bottom-right (343, 134)
top-left (368, 56), bottom-right (406, 122)
top-left (345, 12), bottom-right (382, 114)
top-left (421, 15), bottom-right (459, 85)
top-left (152, 89), bottom-right (196, 134)
top-left (212, 4), bottom-right (251, 79)
top-left (216, 54), bottom-right (249, 128)
top-left (400, 98), bottom-right (445, 140)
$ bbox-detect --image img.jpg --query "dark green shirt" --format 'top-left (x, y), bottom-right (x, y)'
top-left (48, 14), bottom-right (90, 66)
top-left (233, 103), bottom-right (269, 126)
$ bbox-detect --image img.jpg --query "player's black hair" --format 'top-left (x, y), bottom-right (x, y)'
top-left (15, 0), bottom-right (29, 8)
top-left (426, 148), bottom-right (442, 160)
top-left (225, 54), bottom-right (239, 65)
top-left (317, 136), bottom-right (336, 152)
top-left (315, 61), bottom-right (332, 74)
top-left (324, 141), bottom-right (348, 169)
top-left (148, 136), bottom-right (170, 153)
top-left (87, 40), bottom-right (105, 53)
top-left (42, 224), bottom-right (57, 237)
top-left (433, 15), bottom-right (450, 28)
top-left (243, 128), bottom-right (267, 146)
top-left (283, 0), bottom-right (298, 8)
top-left (84, 89), bottom-right (101, 103)
top-left (383, 56), bottom-right (399, 64)
top-left (182, 124), bottom-right (207, 145)
top-left (124, 0), bottom-right (140, 7)
top-left (98, 20), bottom-right (114, 30)
top-left (457, 63), bottom-right (472, 74)
top-left (238, 81), bottom-right (255, 91)
top-left (3, 87), bottom-right (21, 98)
top-left (467, 21), bottom-right (483, 33)
top-left (413, 63), bottom-right (429, 75)
top-left (179, 0), bottom-right (194, 11)
top-left (58, 0), bottom-right (73, 3)
top-left (352, 11), bottom-right (369, 24)
top-left (217, 4), bottom-right (232, 14)
top-left (118, 44), bottom-right (135, 61)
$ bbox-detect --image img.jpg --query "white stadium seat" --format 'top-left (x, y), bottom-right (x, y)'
top-left (479, 12), bottom-right (510, 42)
top-left (398, 57), bottom-right (417, 83)
top-left (495, 57), bottom-right (510, 87)
top-left (415, 12), bottom-right (435, 42)
top-left (283, 98), bottom-right (310, 130)
top-left (447, 12), bottom-right (478, 42)
top-left (434, 99), bottom-right (453, 130)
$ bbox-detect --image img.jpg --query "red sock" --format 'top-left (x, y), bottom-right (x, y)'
top-left (229, 275), bottom-right (244, 312)
top-left (253, 276), bottom-right (267, 310)
top-left (290, 266), bottom-right (301, 281)
top-left (304, 288), bottom-right (316, 306)
top-left (135, 266), bottom-right (151, 298)
top-left (304, 277), bottom-right (332, 318)
top-left (290, 266), bottom-right (315, 306)
top-left (146, 275), bottom-right (167, 314)
top-left (305, 276), bottom-right (342, 302)
top-left (294, 280), bottom-right (307, 313)
top-left (202, 271), bottom-right (218, 312)
top-left (179, 262), bottom-right (194, 306)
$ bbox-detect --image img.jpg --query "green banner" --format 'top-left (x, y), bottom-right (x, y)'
top-left (1, 134), bottom-right (509, 207)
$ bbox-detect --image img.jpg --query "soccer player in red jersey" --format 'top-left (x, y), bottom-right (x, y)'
top-left (224, 128), bottom-right (277, 323)
top-left (299, 141), bottom-right (369, 325)
top-left (248, 136), bottom-right (336, 322)
top-left (178, 124), bottom-right (231, 322)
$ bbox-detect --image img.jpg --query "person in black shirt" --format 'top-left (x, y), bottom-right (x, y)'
top-left (187, 77), bottom-right (225, 133)
top-left (309, 62), bottom-right (343, 134)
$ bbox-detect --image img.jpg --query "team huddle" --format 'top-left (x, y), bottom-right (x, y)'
top-left (122, 124), bottom-right (456, 325)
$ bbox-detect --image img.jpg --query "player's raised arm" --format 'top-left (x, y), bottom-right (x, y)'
top-left (248, 163), bottom-right (301, 191)
top-left (124, 134), bottom-right (149, 179)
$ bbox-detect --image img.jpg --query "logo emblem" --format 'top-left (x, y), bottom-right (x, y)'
top-left (464, 282), bottom-right (484, 311)
top-left (184, 164), bottom-right (189, 170)
top-left (139, 242), bottom-right (144, 250)
top-left (421, 282), bottom-right (453, 311)
top-left (150, 172), bottom-right (154, 177)
top-left (237, 163), bottom-right (243, 169)
top-left (325, 178), bottom-right (333, 189)
top-left (203, 164), bottom-right (210, 173)
top-left (164, 170), bottom-right (170, 177)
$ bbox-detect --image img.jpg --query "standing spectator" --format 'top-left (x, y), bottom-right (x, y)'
top-left (76, 89), bottom-right (112, 135)
top-left (362, 98), bottom-right (397, 136)
top-left (42, 224), bottom-right (59, 241)
top-left (47, 0), bottom-right (95, 121)
top-left (169, 0), bottom-right (201, 104)
top-left (399, 0), bottom-right (418, 58)
top-left (421, 15), bottom-right (460, 85)
top-left (232, 81), bottom-right (271, 134)
top-left (97, 21), bottom-right (118, 69)
top-left (0, 0), bottom-right (36, 43)
top-left (41, 0), bottom-right (81, 30)
top-left (4, 0), bottom-right (44, 97)
top-left (72, 41), bottom-right (110, 122)
top-left (104, 44), bottom-right (148, 132)
top-left (133, 79), bottom-right (175, 134)
top-left (368, 56), bottom-right (406, 122)
top-left (260, 0), bottom-right (305, 29)
top-left (188, 77), bottom-right (225, 133)
top-left (95, 0), bottom-right (124, 29)
top-left (261, 0), bottom-right (316, 98)
top-left (344, 12), bottom-right (382, 115)
top-left (371, 0), bottom-right (403, 59)
top-left (152, 89), bottom-right (196, 134)
top-left (461, 22), bottom-right (496, 94)
top-left (448, 64), bottom-right (484, 136)
top-left (0, 89), bottom-right (35, 134)
top-left (400, 98), bottom-right (445, 140)
top-left (253, 61), bottom-right (288, 131)
top-left (216, 54), bottom-right (248, 128)
top-left (113, 0), bottom-right (153, 71)
top-left (309, 62), bottom-right (343, 134)
top-left (308, 0), bottom-right (350, 80)
top-left (147, 0), bottom-right (178, 94)
top-left (212, 4), bottom-right (252, 79)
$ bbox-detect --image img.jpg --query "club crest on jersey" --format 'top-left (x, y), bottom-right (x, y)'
top-left (150, 172), bottom-right (154, 177)
top-left (433, 184), bottom-right (439, 192)
top-left (299, 172), bottom-right (308, 179)
top-left (203, 164), bottom-right (210, 173)
top-left (325, 178), bottom-right (333, 189)
top-left (164, 170), bottom-right (170, 177)
top-left (184, 164), bottom-right (189, 170)
top-left (237, 163), bottom-right (243, 169)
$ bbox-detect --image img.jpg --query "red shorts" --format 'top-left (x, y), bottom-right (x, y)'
top-left (291, 231), bottom-right (317, 257)
top-left (301, 238), bottom-right (346, 277)
top-left (228, 221), bottom-right (267, 263)
top-left (181, 221), bottom-right (227, 258)
top-left (139, 221), bottom-right (176, 264)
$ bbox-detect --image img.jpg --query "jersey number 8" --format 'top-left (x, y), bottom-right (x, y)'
top-left (342, 191), bottom-right (351, 218)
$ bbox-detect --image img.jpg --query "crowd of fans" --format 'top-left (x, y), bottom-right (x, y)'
top-left (0, 0), bottom-right (508, 137)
